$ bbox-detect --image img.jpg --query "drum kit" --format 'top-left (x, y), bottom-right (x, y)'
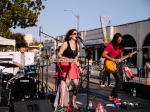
top-left (0, 62), bottom-right (38, 105)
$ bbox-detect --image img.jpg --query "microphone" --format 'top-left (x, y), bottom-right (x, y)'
top-left (77, 36), bottom-right (83, 42)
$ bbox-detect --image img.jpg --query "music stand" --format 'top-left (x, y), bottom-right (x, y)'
top-left (78, 37), bottom-right (93, 110)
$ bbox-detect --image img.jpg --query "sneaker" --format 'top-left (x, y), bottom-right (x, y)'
top-left (114, 98), bottom-right (121, 104)
top-left (100, 84), bottom-right (105, 87)
top-left (109, 96), bottom-right (121, 101)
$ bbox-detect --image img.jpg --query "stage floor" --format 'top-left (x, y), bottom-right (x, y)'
top-left (1, 83), bottom-right (150, 112)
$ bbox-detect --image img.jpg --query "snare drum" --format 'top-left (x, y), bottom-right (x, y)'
top-left (8, 77), bottom-right (37, 100)
top-left (24, 65), bottom-right (38, 77)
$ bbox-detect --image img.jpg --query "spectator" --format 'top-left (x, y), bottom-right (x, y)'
top-left (86, 56), bottom-right (93, 76)
top-left (145, 58), bottom-right (150, 85)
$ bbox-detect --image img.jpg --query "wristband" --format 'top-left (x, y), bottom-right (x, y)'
top-left (112, 59), bottom-right (114, 62)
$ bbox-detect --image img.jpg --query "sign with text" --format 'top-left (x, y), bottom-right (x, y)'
top-left (85, 39), bottom-right (103, 45)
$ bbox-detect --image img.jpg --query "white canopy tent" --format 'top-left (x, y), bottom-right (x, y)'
top-left (0, 36), bottom-right (16, 51)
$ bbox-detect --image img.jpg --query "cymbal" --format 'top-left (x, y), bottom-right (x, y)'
top-left (0, 62), bottom-right (19, 67)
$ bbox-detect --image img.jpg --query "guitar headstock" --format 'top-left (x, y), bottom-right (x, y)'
top-left (137, 48), bottom-right (143, 52)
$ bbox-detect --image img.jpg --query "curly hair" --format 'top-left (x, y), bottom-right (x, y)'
top-left (111, 33), bottom-right (124, 50)
top-left (64, 29), bottom-right (78, 42)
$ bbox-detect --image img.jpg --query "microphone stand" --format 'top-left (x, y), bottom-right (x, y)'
top-left (45, 57), bottom-right (49, 98)
top-left (78, 37), bottom-right (93, 111)
top-left (39, 32), bottom-right (62, 92)
top-left (40, 32), bottom-right (62, 43)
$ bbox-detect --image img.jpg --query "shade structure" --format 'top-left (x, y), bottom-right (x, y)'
top-left (0, 36), bottom-right (16, 51)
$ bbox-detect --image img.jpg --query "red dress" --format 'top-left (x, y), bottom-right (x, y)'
top-left (55, 41), bottom-right (79, 79)
top-left (55, 61), bottom-right (80, 79)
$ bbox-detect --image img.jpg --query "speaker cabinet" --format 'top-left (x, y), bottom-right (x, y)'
top-left (122, 82), bottom-right (150, 100)
top-left (9, 99), bottom-right (53, 112)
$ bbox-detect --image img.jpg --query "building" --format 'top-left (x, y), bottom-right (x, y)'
top-left (24, 34), bottom-right (33, 46)
top-left (43, 18), bottom-right (150, 66)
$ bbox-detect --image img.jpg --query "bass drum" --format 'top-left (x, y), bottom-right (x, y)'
top-left (10, 77), bottom-right (37, 100)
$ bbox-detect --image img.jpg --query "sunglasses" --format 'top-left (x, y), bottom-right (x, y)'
top-left (72, 33), bottom-right (78, 35)
top-left (117, 39), bottom-right (123, 42)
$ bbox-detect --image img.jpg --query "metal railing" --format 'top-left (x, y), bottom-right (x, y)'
top-left (128, 66), bottom-right (146, 84)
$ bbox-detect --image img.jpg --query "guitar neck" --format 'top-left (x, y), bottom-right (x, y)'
top-left (121, 51), bottom-right (137, 61)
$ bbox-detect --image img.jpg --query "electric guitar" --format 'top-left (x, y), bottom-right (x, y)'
top-left (104, 48), bottom-right (143, 73)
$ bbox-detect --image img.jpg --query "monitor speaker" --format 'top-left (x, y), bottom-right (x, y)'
top-left (9, 99), bottom-right (53, 112)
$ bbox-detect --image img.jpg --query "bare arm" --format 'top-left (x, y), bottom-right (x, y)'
top-left (13, 61), bottom-right (22, 67)
top-left (57, 42), bottom-right (67, 58)
top-left (102, 51), bottom-right (113, 61)
top-left (102, 51), bottom-right (120, 63)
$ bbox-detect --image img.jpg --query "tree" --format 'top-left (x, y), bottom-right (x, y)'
top-left (30, 37), bottom-right (39, 45)
top-left (0, 0), bottom-right (46, 29)
top-left (0, 20), bottom-right (12, 38)
top-left (11, 33), bottom-right (28, 49)
top-left (44, 39), bottom-right (49, 43)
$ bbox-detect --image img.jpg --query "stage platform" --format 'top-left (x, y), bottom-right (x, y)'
top-left (1, 83), bottom-right (150, 112)
top-left (0, 64), bottom-right (150, 112)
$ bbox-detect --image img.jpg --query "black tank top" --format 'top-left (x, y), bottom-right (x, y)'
top-left (62, 41), bottom-right (78, 59)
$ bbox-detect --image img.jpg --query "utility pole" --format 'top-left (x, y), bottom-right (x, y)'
top-left (39, 26), bottom-right (42, 43)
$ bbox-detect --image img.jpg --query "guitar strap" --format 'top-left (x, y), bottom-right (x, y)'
top-left (118, 46), bottom-right (121, 58)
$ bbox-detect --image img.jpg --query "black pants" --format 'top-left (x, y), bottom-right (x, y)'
top-left (110, 69), bottom-right (123, 98)
top-left (102, 70), bottom-right (110, 85)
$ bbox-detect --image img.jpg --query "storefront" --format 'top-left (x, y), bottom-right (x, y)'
top-left (143, 33), bottom-right (150, 66)
top-left (85, 38), bottom-right (103, 61)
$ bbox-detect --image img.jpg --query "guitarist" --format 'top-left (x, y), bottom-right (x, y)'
top-left (102, 33), bottom-right (132, 104)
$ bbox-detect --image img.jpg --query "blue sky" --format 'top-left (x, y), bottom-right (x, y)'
top-left (11, 0), bottom-right (150, 42)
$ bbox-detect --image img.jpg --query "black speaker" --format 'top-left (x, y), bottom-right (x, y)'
top-left (9, 100), bottom-right (53, 112)
top-left (122, 82), bottom-right (150, 100)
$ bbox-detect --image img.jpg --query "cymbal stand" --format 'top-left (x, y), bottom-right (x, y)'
top-left (45, 58), bottom-right (54, 98)
top-left (37, 62), bottom-right (40, 99)
top-left (39, 31), bottom-right (62, 93)
top-left (45, 58), bottom-right (48, 98)
top-left (40, 59), bottom-right (45, 99)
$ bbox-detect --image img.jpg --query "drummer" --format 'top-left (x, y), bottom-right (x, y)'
top-left (12, 44), bottom-right (28, 77)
